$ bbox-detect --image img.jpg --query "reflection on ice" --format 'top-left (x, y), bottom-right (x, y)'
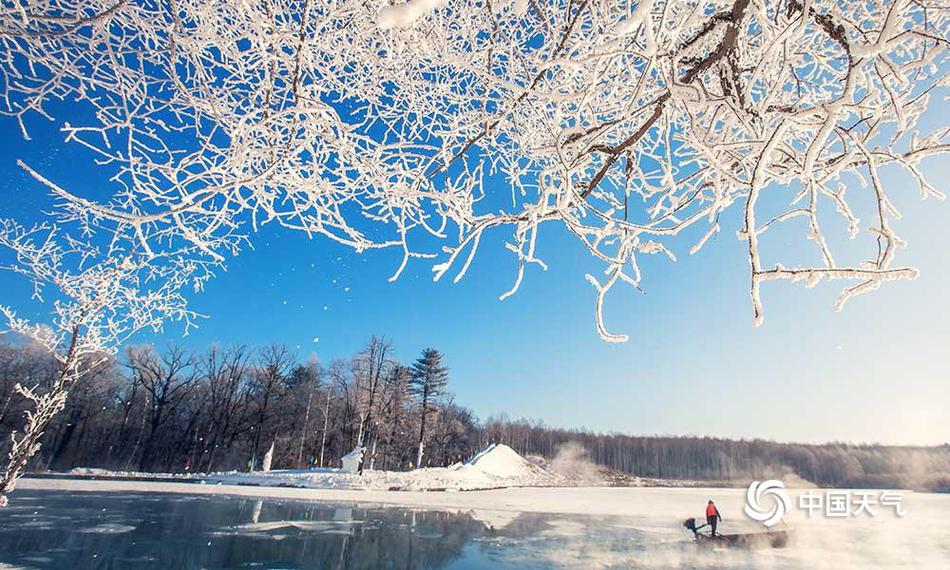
top-left (467, 509), bottom-right (521, 530)
top-left (78, 523), bottom-right (136, 534)
top-left (232, 520), bottom-right (334, 532)
top-left (0, 489), bottom-right (946, 569)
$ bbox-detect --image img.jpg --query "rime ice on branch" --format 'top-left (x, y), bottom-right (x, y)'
top-left (0, 219), bottom-right (203, 505)
top-left (0, 0), bottom-right (948, 345)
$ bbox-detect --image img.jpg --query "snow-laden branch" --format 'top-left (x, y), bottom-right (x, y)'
top-left (0, 0), bottom-right (946, 345)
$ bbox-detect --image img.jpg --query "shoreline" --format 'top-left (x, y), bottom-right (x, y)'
top-left (16, 477), bottom-right (755, 518)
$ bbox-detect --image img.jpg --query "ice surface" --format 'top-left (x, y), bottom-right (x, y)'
top-left (31, 447), bottom-right (950, 568)
top-left (8, 482), bottom-right (950, 569)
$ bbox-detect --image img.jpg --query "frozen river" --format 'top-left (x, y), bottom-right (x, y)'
top-left (2, 482), bottom-right (948, 568)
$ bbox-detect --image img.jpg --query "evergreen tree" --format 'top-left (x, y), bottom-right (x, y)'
top-left (410, 348), bottom-right (449, 468)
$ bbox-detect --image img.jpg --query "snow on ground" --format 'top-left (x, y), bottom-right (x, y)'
top-left (66, 444), bottom-right (560, 492)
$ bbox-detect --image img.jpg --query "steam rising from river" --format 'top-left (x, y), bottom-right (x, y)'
top-left (549, 442), bottom-right (603, 484)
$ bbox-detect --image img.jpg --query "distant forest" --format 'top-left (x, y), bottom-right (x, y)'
top-left (1, 338), bottom-right (948, 491)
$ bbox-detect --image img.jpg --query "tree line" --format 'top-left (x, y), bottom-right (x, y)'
top-left (480, 417), bottom-right (950, 491)
top-left (0, 337), bottom-right (947, 491)
top-left (0, 337), bottom-right (469, 474)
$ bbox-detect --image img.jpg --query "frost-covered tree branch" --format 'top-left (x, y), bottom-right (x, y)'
top-left (0, 219), bottom-right (204, 504)
top-left (0, 0), bottom-right (947, 346)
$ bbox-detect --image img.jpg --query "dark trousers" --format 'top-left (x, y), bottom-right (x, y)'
top-left (707, 515), bottom-right (718, 536)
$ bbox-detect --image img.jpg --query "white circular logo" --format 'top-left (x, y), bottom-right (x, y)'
top-left (744, 479), bottom-right (790, 527)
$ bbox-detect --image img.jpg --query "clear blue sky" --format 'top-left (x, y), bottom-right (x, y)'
top-left (1, 108), bottom-right (948, 447)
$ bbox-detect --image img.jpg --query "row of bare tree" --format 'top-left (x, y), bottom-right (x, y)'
top-left (0, 337), bottom-right (473, 474)
top-left (481, 417), bottom-right (950, 491)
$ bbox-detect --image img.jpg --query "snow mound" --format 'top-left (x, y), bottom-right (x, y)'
top-left (466, 444), bottom-right (537, 479)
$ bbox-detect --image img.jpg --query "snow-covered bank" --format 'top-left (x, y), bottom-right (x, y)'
top-left (202, 444), bottom-right (557, 491)
top-left (66, 444), bottom-right (562, 492)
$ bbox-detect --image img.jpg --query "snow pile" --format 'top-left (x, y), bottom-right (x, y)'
top-left (340, 443), bottom-right (557, 491)
top-left (464, 443), bottom-right (538, 479)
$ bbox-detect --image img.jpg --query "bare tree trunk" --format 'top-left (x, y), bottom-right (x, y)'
top-left (106, 382), bottom-right (137, 464)
top-left (415, 389), bottom-right (429, 469)
top-left (0, 393), bottom-right (14, 427)
top-left (368, 435), bottom-right (378, 471)
top-left (47, 407), bottom-right (83, 470)
top-left (206, 442), bottom-right (219, 474)
top-left (319, 387), bottom-right (332, 468)
top-left (186, 425), bottom-right (200, 471)
top-left (296, 384), bottom-right (314, 468)
top-left (138, 414), bottom-right (162, 472)
top-left (124, 393), bottom-right (150, 472)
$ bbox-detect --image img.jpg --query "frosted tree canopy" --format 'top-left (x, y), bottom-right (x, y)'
top-left (1, 0), bottom-right (948, 344)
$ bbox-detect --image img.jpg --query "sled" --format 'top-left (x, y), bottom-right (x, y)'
top-left (682, 517), bottom-right (789, 549)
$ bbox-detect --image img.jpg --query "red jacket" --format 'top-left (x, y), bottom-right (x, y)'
top-left (706, 504), bottom-right (720, 518)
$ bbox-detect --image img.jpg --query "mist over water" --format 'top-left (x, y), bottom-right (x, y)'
top-left (548, 442), bottom-right (603, 484)
top-left (0, 489), bottom-right (947, 569)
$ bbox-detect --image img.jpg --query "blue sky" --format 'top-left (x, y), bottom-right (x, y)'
top-left (1, 109), bottom-right (948, 446)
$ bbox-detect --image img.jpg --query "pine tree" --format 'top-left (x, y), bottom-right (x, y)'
top-left (410, 348), bottom-right (449, 468)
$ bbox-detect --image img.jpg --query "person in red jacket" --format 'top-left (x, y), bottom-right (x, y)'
top-left (706, 500), bottom-right (722, 537)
